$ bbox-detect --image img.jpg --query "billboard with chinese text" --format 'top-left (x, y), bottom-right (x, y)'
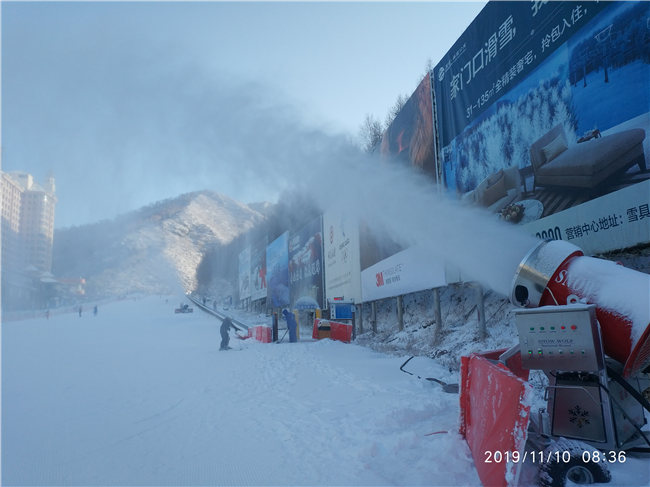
top-left (323, 211), bottom-right (361, 304)
top-left (250, 237), bottom-right (267, 302)
top-left (238, 245), bottom-right (251, 300)
top-left (433, 1), bottom-right (650, 252)
top-left (266, 232), bottom-right (289, 308)
top-left (370, 73), bottom-right (453, 298)
top-left (289, 216), bottom-right (324, 310)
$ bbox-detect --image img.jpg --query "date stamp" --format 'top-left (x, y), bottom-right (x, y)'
top-left (484, 450), bottom-right (626, 464)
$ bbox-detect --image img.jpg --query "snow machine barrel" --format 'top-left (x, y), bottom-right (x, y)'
top-left (510, 239), bottom-right (650, 377)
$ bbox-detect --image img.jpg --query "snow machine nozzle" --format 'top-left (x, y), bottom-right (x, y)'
top-left (510, 239), bottom-right (650, 377)
top-left (510, 239), bottom-right (582, 308)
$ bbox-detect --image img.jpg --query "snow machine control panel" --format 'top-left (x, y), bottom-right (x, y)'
top-left (515, 304), bottom-right (604, 372)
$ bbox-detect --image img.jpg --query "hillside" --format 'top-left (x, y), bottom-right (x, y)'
top-left (53, 191), bottom-right (265, 299)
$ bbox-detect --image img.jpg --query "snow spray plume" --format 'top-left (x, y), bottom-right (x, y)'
top-left (41, 49), bottom-right (539, 297)
top-left (246, 132), bottom-right (538, 297)
top-left (149, 65), bottom-right (541, 297)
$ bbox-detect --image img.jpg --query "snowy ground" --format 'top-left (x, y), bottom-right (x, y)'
top-left (3, 294), bottom-right (648, 486)
top-left (2, 295), bottom-right (476, 486)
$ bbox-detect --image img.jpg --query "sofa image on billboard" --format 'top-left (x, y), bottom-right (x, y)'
top-left (529, 125), bottom-right (646, 192)
top-left (461, 165), bottom-right (523, 213)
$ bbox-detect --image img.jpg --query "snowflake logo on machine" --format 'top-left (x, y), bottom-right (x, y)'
top-left (568, 405), bottom-right (591, 428)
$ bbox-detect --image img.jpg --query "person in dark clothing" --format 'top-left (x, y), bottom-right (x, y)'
top-left (282, 309), bottom-right (298, 343)
top-left (93, 305), bottom-right (98, 317)
top-left (220, 317), bottom-right (237, 350)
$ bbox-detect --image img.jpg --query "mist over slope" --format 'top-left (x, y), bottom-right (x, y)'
top-left (53, 191), bottom-right (265, 299)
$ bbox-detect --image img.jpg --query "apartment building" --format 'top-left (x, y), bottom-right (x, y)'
top-left (1, 171), bottom-right (57, 309)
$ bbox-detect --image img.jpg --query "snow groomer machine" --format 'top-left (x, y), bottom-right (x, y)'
top-left (460, 240), bottom-right (650, 487)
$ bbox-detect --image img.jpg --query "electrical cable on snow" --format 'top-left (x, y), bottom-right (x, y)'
top-left (424, 431), bottom-right (449, 436)
top-left (399, 356), bottom-right (459, 394)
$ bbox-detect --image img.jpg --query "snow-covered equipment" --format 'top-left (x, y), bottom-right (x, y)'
top-left (328, 298), bottom-right (354, 320)
top-left (295, 295), bottom-right (320, 310)
top-left (174, 303), bottom-right (194, 313)
top-left (312, 319), bottom-right (352, 343)
top-left (461, 240), bottom-right (650, 487)
top-left (510, 240), bottom-right (650, 377)
top-left (326, 298), bottom-right (355, 341)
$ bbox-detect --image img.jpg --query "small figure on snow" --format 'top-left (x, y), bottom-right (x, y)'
top-left (282, 309), bottom-right (298, 343)
top-left (93, 305), bottom-right (98, 317)
top-left (78, 306), bottom-right (83, 317)
top-left (220, 316), bottom-right (237, 351)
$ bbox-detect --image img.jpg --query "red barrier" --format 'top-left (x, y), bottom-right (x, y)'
top-left (312, 318), bottom-right (323, 339)
top-left (330, 321), bottom-right (352, 343)
top-left (460, 352), bottom-right (533, 487)
top-left (252, 326), bottom-right (271, 343)
top-left (312, 319), bottom-right (351, 343)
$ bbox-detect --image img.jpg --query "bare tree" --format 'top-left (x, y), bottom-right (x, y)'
top-left (358, 114), bottom-right (384, 153)
top-left (384, 93), bottom-right (408, 129)
top-left (424, 57), bottom-right (434, 76)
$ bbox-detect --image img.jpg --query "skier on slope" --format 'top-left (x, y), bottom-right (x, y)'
top-left (219, 316), bottom-right (237, 351)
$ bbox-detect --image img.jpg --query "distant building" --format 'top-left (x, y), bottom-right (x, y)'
top-left (1, 171), bottom-right (57, 309)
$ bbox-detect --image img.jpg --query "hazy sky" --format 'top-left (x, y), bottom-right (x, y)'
top-left (2, 1), bottom-right (486, 228)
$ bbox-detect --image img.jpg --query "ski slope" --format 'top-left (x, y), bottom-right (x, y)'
top-left (2, 296), bottom-right (478, 486)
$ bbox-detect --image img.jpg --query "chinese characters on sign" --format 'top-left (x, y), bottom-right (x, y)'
top-left (540, 4), bottom-right (588, 53)
top-left (530, 0), bottom-right (549, 18)
top-left (450, 15), bottom-right (516, 101)
top-left (466, 50), bottom-right (535, 119)
top-left (564, 204), bottom-right (650, 241)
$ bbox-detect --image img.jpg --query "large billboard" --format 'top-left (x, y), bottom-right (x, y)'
top-left (250, 237), bottom-right (267, 302)
top-left (361, 245), bottom-right (447, 302)
top-left (266, 232), bottom-right (289, 308)
top-left (288, 216), bottom-right (324, 310)
top-left (379, 75), bottom-right (438, 181)
top-left (434, 1), bottom-right (650, 252)
top-left (238, 245), bottom-right (251, 301)
top-left (370, 74), bottom-right (452, 299)
top-left (323, 211), bottom-right (361, 303)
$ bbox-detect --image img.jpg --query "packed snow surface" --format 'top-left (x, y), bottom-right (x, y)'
top-left (3, 296), bottom-right (648, 486)
top-left (2, 296), bottom-right (477, 486)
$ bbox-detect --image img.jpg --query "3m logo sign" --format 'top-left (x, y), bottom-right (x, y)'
top-left (376, 272), bottom-right (384, 287)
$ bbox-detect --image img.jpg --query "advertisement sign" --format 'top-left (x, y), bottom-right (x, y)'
top-left (524, 179), bottom-right (650, 255)
top-left (266, 232), bottom-right (289, 308)
top-left (323, 211), bottom-right (361, 304)
top-left (289, 216), bottom-right (324, 310)
top-left (372, 75), bottom-right (453, 297)
top-left (379, 75), bottom-right (438, 180)
top-left (361, 245), bottom-right (447, 302)
top-left (250, 237), bottom-right (267, 302)
top-left (238, 245), bottom-right (251, 300)
top-left (433, 1), bottom-right (649, 253)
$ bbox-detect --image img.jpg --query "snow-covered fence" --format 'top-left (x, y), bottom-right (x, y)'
top-left (187, 295), bottom-right (248, 332)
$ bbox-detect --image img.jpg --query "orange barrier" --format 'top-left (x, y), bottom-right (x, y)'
top-left (312, 319), bottom-right (352, 343)
top-left (251, 325), bottom-right (271, 343)
top-left (459, 351), bottom-right (533, 487)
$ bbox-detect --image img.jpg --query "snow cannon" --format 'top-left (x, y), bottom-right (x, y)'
top-left (510, 239), bottom-right (650, 378)
top-left (460, 240), bottom-right (650, 487)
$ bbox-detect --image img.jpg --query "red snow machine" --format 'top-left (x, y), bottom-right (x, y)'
top-left (460, 240), bottom-right (650, 487)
